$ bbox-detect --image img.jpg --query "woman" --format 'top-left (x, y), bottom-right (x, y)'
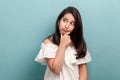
top-left (35, 6), bottom-right (92, 80)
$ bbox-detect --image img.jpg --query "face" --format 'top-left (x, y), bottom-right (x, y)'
top-left (58, 13), bottom-right (75, 35)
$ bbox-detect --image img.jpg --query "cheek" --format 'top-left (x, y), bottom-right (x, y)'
top-left (70, 26), bottom-right (75, 31)
top-left (58, 24), bottom-right (62, 30)
top-left (58, 21), bottom-right (65, 30)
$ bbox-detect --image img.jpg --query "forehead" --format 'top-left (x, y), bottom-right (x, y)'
top-left (63, 13), bottom-right (75, 22)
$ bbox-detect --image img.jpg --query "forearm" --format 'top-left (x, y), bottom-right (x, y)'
top-left (79, 64), bottom-right (88, 80)
top-left (47, 43), bottom-right (66, 74)
top-left (52, 43), bottom-right (66, 73)
top-left (46, 33), bottom-right (71, 74)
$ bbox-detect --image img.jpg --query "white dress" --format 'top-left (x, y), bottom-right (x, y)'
top-left (35, 42), bottom-right (92, 80)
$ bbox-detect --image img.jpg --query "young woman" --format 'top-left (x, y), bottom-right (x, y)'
top-left (35, 6), bottom-right (92, 80)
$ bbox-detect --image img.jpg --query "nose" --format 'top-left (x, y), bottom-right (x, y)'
top-left (65, 23), bottom-right (70, 29)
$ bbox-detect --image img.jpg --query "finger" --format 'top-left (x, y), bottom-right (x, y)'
top-left (60, 34), bottom-right (63, 38)
top-left (65, 32), bottom-right (70, 35)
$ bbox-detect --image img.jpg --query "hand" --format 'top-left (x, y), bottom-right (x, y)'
top-left (60, 32), bottom-right (71, 47)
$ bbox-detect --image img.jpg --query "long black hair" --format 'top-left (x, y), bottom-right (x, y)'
top-left (48, 6), bottom-right (87, 59)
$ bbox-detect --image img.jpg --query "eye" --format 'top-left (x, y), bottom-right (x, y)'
top-left (70, 22), bottom-right (75, 26)
top-left (62, 18), bottom-right (67, 23)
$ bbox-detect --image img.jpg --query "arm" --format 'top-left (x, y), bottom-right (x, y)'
top-left (46, 41), bottom-right (66, 74)
top-left (45, 33), bottom-right (71, 74)
top-left (79, 63), bottom-right (88, 80)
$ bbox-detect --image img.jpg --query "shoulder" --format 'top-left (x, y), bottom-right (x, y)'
top-left (44, 39), bottom-right (52, 44)
top-left (43, 37), bottom-right (58, 48)
top-left (43, 36), bottom-right (53, 44)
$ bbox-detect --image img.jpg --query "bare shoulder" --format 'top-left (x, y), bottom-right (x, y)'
top-left (44, 39), bottom-right (51, 44)
top-left (44, 36), bottom-right (53, 44)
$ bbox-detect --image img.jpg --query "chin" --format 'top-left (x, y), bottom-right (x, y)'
top-left (60, 31), bottom-right (65, 35)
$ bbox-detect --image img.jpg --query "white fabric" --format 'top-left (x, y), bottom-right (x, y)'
top-left (35, 42), bottom-right (92, 80)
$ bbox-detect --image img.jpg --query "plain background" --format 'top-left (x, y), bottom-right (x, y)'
top-left (0, 0), bottom-right (120, 80)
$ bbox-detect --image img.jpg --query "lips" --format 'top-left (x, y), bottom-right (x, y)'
top-left (60, 28), bottom-right (70, 35)
top-left (63, 28), bottom-right (69, 32)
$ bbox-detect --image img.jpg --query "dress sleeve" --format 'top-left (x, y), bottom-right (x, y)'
top-left (76, 51), bottom-right (92, 65)
top-left (34, 43), bottom-right (58, 65)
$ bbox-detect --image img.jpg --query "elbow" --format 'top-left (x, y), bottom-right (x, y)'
top-left (51, 67), bottom-right (61, 74)
top-left (47, 59), bottom-right (62, 74)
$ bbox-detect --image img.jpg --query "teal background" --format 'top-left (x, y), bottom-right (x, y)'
top-left (0, 0), bottom-right (120, 80)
